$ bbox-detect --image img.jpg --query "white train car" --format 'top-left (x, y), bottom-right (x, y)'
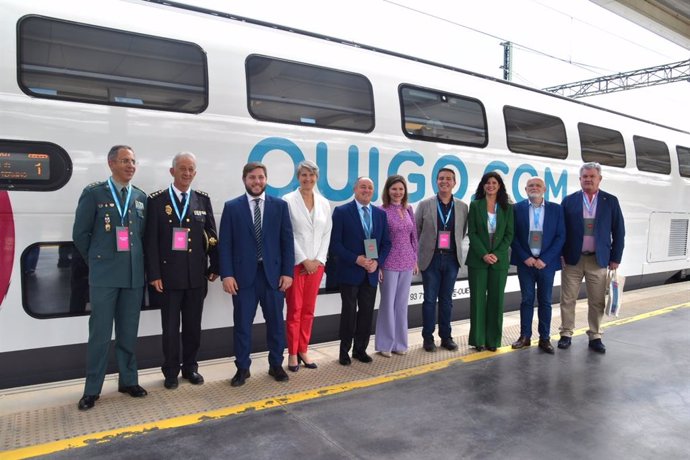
top-left (1, 0), bottom-right (688, 388)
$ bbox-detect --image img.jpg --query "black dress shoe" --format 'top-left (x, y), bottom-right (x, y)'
top-left (423, 338), bottom-right (437, 352)
top-left (339, 354), bottom-right (351, 366)
top-left (231, 368), bottom-right (250, 387)
top-left (487, 346), bottom-right (497, 352)
top-left (287, 363), bottom-right (300, 372)
top-left (557, 336), bottom-right (572, 349)
top-left (588, 338), bottom-right (606, 354)
top-left (268, 366), bottom-right (289, 382)
top-left (511, 336), bottom-right (532, 349)
top-left (164, 376), bottom-right (179, 389)
top-left (440, 338), bottom-right (458, 351)
top-left (182, 371), bottom-right (204, 385)
top-left (298, 354), bottom-right (318, 369)
top-left (118, 385), bottom-right (147, 397)
top-left (538, 339), bottom-right (555, 354)
top-left (473, 346), bottom-right (485, 352)
top-left (77, 394), bottom-right (99, 411)
top-left (352, 351), bottom-right (373, 363)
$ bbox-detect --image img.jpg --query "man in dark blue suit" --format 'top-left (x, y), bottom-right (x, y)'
top-left (510, 178), bottom-right (565, 354)
top-left (330, 177), bottom-right (391, 365)
top-left (558, 162), bottom-right (625, 354)
top-left (219, 162), bottom-right (294, 386)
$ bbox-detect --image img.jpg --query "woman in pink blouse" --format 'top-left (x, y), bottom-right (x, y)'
top-left (375, 175), bottom-right (418, 356)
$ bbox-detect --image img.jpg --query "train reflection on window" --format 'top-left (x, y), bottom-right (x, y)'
top-left (21, 242), bottom-right (153, 319)
top-left (18, 16), bottom-right (208, 113)
top-left (246, 55), bottom-right (374, 133)
top-left (677, 146), bottom-right (690, 178)
top-left (400, 85), bottom-right (487, 147)
top-left (633, 135), bottom-right (671, 175)
top-left (503, 106), bottom-right (568, 159)
top-left (578, 123), bottom-right (626, 167)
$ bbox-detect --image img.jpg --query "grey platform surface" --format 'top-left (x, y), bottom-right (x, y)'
top-left (40, 307), bottom-right (690, 460)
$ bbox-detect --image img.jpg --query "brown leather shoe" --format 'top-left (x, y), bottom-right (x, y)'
top-left (538, 339), bottom-right (555, 354)
top-left (511, 336), bottom-right (531, 349)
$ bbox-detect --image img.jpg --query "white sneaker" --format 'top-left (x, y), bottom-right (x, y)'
top-left (392, 350), bottom-right (408, 355)
top-left (378, 351), bottom-right (392, 358)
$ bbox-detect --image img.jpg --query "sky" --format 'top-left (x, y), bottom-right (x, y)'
top-left (191, 0), bottom-right (689, 130)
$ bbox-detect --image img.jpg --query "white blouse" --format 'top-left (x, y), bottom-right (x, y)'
top-left (283, 189), bottom-right (333, 265)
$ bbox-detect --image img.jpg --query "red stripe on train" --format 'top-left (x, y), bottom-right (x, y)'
top-left (0, 191), bottom-right (15, 306)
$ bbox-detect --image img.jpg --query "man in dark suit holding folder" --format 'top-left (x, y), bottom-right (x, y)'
top-left (330, 177), bottom-right (391, 365)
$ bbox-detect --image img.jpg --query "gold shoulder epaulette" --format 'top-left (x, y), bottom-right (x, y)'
top-left (194, 189), bottom-right (209, 197)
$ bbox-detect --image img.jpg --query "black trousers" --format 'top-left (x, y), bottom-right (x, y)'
top-left (161, 287), bottom-right (204, 378)
top-left (339, 282), bottom-right (377, 356)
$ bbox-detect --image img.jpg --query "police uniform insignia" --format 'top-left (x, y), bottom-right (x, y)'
top-left (165, 205), bottom-right (173, 215)
top-left (104, 214), bottom-right (111, 232)
top-left (135, 201), bottom-right (144, 210)
top-left (208, 237), bottom-right (217, 247)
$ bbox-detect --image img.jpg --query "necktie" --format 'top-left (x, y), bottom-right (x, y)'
top-left (180, 192), bottom-right (187, 207)
top-left (120, 187), bottom-right (128, 212)
top-left (362, 206), bottom-right (371, 238)
top-left (253, 198), bottom-right (263, 261)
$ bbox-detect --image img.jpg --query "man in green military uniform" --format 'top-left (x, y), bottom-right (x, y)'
top-left (72, 145), bottom-right (148, 411)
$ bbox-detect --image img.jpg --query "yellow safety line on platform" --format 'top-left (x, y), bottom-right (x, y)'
top-left (4, 301), bottom-right (689, 460)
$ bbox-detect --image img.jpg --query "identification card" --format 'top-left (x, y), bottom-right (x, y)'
top-left (584, 218), bottom-right (595, 236)
top-left (116, 226), bottom-right (130, 252)
top-left (529, 230), bottom-right (543, 251)
top-left (172, 227), bottom-right (189, 251)
top-left (364, 238), bottom-right (379, 259)
top-left (437, 231), bottom-right (451, 250)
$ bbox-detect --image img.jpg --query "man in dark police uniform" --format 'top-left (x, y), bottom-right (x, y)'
top-left (145, 152), bottom-right (219, 390)
top-left (72, 145), bottom-right (148, 411)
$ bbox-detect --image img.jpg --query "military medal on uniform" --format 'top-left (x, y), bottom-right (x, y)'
top-left (436, 199), bottom-right (454, 250)
top-left (108, 178), bottom-right (132, 252)
top-left (169, 186), bottom-right (190, 251)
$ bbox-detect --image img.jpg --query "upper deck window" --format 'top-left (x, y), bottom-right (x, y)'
top-left (677, 146), bottom-right (690, 178)
top-left (399, 86), bottom-right (487, 147)
top-left (504, 106), bottom-right (567, 159)
top-left (578, 123), bottom-right (626, 167)
top-left (633, 135), bottom-right (671, 175)
top-left (246, 55), bottom-right (374, 132)
top-left (18, 16), bottom-right (207, 113)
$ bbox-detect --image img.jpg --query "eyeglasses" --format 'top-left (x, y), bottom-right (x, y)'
top-left (115, 159), bottom-right (136, 165)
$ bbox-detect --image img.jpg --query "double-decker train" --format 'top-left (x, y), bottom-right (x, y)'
top-left (1, 0), bottom-right (688, 389)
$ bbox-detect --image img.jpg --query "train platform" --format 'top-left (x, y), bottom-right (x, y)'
top-left (1, 282), bottom-right (689, 459)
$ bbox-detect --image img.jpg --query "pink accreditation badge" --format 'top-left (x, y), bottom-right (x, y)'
top-left (116, 226), bottom-right (130, 252)
top-left (172, 227), bottom-right (189, 251)
top-left (437, 230), bottom-right (451, 249)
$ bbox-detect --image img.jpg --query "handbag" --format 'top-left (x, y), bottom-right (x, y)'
top-left (605, 268), bottom-right (625, 317)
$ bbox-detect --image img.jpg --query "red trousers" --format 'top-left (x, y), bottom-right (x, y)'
top-left (285, 264), bottom-right (324, 355)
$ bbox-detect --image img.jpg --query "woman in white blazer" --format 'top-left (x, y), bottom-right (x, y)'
top-left (283, 160), bottom-right (332, 372)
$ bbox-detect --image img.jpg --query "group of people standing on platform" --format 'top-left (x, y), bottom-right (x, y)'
top-left (72, 144), bottom-right (625, 411)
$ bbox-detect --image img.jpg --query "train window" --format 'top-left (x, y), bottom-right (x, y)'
top-left (18, 16), bottom-right (207, 113)
top-left (399, 86), bottom-right (487, 147)
top-left (246, 55), bottom-right (374, 132)
top-left (677, 146), bottom-right (690, 178)
top-left (633, 135), bottom-right (671, 175)
top-left (578, 123), bottom-right (626, 167)
top-left (0, 140), bottom-right (72, 191)
top-left (21, 242), bottom-right (153, 319)
top-left (503, 106), bottom-right (567, 159)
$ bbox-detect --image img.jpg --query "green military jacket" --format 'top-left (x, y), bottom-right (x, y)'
top-left (466, 198), bottom-right (514, 270)
top-left (72, 179), bottom-right (147, 288)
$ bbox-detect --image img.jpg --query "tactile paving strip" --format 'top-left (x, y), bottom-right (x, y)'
top-left (0, 283), bottom-right (688, 452)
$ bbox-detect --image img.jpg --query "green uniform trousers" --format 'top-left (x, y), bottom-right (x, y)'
top-left (468, 267), bottom-right (508, 349)
top-left (84, 286), bottom-right (143, 396)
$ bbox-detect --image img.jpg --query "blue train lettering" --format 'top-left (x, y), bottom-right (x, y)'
top-left (249, 137), bottom-right (568, 202)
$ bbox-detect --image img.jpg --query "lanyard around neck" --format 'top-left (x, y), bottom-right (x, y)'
top-left (107, 178), bottom-right (132, 226)
top-left (168, 185), bottom-right (191, 224)
top-left (437, 198), bottom-right (454, 229)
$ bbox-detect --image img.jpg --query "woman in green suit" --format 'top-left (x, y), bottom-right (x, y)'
top-left (467, 172), bottom-right (514, 351)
